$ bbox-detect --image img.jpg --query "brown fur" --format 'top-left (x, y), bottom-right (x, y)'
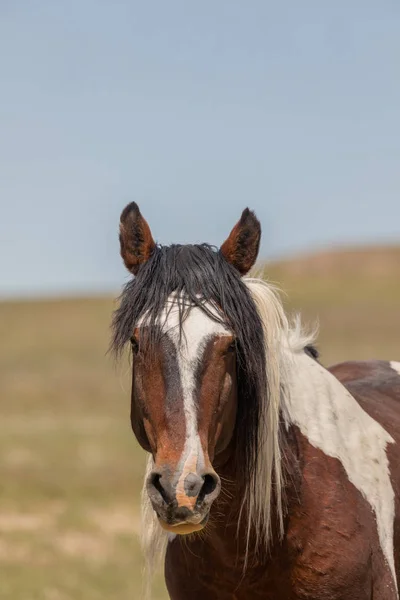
top-left (196, 335), bottom-right (237, 462)
top-left (131, 330), bottom-right (187, 469)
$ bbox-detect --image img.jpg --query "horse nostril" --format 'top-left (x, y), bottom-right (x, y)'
top-left (148, 472), bottom-right (171, 504)
top-left (198, 472), bottom-right (220, 503)
top-left (202, 474), bottom-right (217, 495)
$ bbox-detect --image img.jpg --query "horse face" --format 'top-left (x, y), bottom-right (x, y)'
top-left (131, 306), bottom-right (237, 534)
top-left (117, 201), bottom-right (261, 534)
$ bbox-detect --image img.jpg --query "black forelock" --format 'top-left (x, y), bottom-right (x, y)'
top-left (111, 243), bottom-right (268, 492)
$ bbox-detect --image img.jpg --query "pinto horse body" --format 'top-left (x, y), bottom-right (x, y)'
top-left (112, 203), bottom-right (400, 599)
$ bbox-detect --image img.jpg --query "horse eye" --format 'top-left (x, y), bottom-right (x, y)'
top-left (130, 337), bottom-right (139, 353)
top-left (227, 341), bottom-right (236, 353)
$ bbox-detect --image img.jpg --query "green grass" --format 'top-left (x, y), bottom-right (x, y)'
top-left (1, 247), bottom-right (399, 599)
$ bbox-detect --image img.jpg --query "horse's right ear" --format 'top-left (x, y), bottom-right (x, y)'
top-left (119, 202), bottom-right (156, 274)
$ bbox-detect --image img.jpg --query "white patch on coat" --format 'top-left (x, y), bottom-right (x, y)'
top-left (390, 361), bottom-right (400, 377)
top-left (163, 301), bottom-right (230, 490)
top-left (283, 351), bottom-right (397, 591)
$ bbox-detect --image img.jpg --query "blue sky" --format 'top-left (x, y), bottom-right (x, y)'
top-left (1, 1), bottom-right (399, 297)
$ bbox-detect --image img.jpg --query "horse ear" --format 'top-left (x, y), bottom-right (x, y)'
top-left (119, 202), bottom-right (156, 274)
top-left (220, 208), bottom-right (261, 275)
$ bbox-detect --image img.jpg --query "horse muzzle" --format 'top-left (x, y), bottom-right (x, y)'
top-left (146, 466), bottom-right (221, 534)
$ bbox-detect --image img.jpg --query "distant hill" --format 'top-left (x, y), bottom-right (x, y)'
top-left (265, 245), bottom-right (400, 278)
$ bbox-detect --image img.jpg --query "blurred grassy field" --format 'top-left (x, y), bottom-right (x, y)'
top-left (1, 246), bottom-right (399, 600)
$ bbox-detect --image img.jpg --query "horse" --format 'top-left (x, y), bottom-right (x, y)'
top-left (111, 202), bottom-right (400, 599)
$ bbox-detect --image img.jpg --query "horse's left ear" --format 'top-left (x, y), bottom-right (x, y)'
top-left (119, 202), bottom-right (156, 274)
top-left (220, 208), bottom-right (261, 275)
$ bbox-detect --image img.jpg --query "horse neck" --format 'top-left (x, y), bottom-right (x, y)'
top-left (209, 410), bottom-right (301, 557)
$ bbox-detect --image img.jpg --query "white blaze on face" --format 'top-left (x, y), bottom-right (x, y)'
top-left (163, 300), bottom-right (230, 509)
top-left (283, 351), bottom-right (398, 592)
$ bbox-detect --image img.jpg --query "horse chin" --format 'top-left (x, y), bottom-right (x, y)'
top-left (157, 515), bottom-right (208, 535)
